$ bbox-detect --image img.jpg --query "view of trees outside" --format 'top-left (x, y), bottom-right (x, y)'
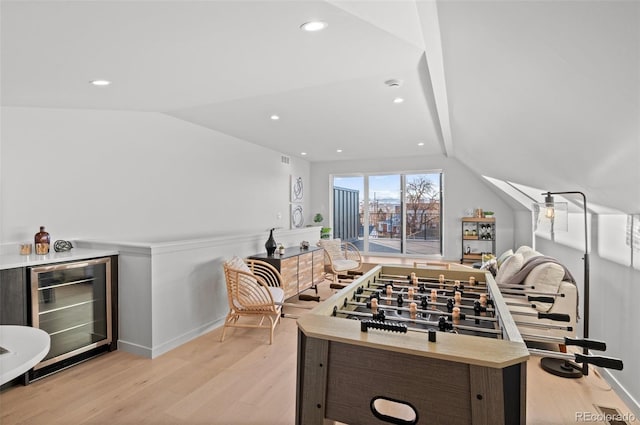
top-left (405, 175), bottom-right (440, 240)
top-left (333, 173), bottom-right (441, 255)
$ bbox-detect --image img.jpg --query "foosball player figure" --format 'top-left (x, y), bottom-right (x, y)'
top-left (454, 291), bottom-right (462, 306)
top-left (479, 293), bottom-right (488, 317)
top-left (370, 297), bottom-right (378, 315)
top-left (386, 285), bottom-right (393, 305)
top-left (408, 287), bottom-right (415, 301)
top-left (410, 272), bottom-right (418, 286)
top-left (452, 306), bottom-right (461, 326)
top-left (409, 302), bottom-right (417, 321)
top-left (469, 276), bottom-right (476, 287)
top-left (420, 296), bottom-right (429, 318)
top-left (430, 289), bottom-right (438, 304)
top-left (439, 274), bottom-right (445, 289)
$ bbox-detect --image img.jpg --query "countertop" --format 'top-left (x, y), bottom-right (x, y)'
top-left (0, 247), bottom-right (119, 270)
top-left (0, 325), bottom-right (50, 385)
top-left (248, 245), bottom-right (322, 260)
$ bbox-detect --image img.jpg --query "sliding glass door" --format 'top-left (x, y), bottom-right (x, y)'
top-left (333, 172), bottom-right (442, 256)
top-left (368, 174), bottom-right (402, 254)
top-left (404, 173), bottom-right (442, 255)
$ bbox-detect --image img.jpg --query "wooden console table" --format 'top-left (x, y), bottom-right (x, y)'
top-left (248, 247), bottom-right (324, 300)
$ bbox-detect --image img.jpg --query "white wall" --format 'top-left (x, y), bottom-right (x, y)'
top-left (1, 107), bottom-right (311, 244)
top-left (536, 231), bottom-right (640, 417)
top-left (310, 156), bottom-right (515, 260)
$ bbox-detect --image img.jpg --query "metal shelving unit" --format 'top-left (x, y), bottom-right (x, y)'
top-left (460, 217), bottom-right (496, 264)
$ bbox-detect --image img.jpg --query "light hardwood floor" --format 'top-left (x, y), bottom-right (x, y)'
top-left (0, 263), bottom-right (635, 425)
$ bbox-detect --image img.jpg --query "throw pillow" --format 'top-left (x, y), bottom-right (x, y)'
top-left (496, 249), bottom-right (513, 268)
top-left (495, 253), bottom-right (524, 285)
top-left (226, 255), bottom-right (252, 274)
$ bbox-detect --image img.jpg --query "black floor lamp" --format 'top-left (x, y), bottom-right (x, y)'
top-left (538, 191), bottom-right (590, 377)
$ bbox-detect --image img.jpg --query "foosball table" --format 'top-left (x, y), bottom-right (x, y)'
top-left (296, 265), bottom-right (528, 425)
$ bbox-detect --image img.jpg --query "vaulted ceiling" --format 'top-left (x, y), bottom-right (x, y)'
top-left (2, 1), bottom-right (638, 213)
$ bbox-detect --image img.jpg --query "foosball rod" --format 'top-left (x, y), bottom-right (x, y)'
top-left (343, 299), bottom-right (497, 324)
top-left (379, 273), bottom-right (487, 286)
top-left (500, 288), bottom-right (565, 298)
top-left (528, 349), bottom-right (623, 371)
top-left (356, 285), bottom-right (489, 305)
top-left (504, 295), bottom-right (562, 308)
top-left (333, 308), bottom-right (502, 336)
top-left (514, 320), bottom-right (573, 332)
top-left (496, 283), bottom-right (536, 290)
top-left (365, 281), bottom-right (491, 301)
top-left (520, 334), bottom-right (607, 352)
top-left (376, 276), bottom-right (487, 291)
top-left (508, 310), bottom-right (571, 322)
top-left (353, 291), bottom-right (495, 314)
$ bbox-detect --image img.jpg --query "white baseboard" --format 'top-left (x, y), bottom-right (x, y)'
top-left (117, 319), bottom-right (224, 359)
top-left (149, 319), bottom-right (225, 359)
top-left (117, 340), bottom-right (153, 358)
top-left (600, 367), bottom-right (640, 418)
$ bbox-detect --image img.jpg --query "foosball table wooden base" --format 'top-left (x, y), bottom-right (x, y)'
top-left (296, 265), bottom-right (528, 425)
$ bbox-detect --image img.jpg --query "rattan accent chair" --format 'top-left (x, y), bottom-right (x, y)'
top-left (317, 239), bottom-right (363, 284)
top-left (221, 257), bottom-right (285, 344)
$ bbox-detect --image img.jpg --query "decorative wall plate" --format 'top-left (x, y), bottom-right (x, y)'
top-left (291, 204), bottom-right (304, 228)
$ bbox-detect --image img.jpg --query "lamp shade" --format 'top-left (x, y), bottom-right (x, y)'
top-left (533, 201), bottom-right (568, 233)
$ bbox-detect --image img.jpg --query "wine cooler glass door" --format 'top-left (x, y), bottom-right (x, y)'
top-left (30, 257), bottom-right (112, 370)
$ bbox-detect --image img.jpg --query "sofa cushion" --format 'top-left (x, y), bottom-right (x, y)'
top-left (332, 259), bottom-right (360, 272)
top-left (496, 249), bottom-right (513, 268)
top-left (515, 245), bottom-right (543, 261)
top-left (515, 246), bottom-right (533, 255)
top-left (495, 253), bottom-right (524, 285)
top-left (524, 263), bottom-right (565, 312)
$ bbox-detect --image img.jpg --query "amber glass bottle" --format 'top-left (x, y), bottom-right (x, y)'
top-left (34, 226), bottom-right (50, 254)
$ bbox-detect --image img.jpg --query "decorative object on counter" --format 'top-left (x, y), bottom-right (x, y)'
top-left (19, 243), bottom-right (32, 255)
top-left (278, 244), bottom-right (285, 255)
top-left (300, 241), bottom-right (310, 249)
top-left (474, 208), bottom-right (483, 218)
top-left (313, 213), bottom-right (323, 224)
top-left (265, 228), bottom-right (277, 257)
top-left (484, 210), bottom-right (494, 218)
top-left (53, 240), bottom-right (73, 252)
top-left (34, 226), bottom-right (50, 255)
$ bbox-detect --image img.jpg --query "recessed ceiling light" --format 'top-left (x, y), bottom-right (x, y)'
top-left (90, 80), bottom-right (111, 86)
top-left (336, 149), bottom-right (342, 153)
top-left (301, 152), bottom-right (307, 156)
top-left (300, 21), bottom-right (328, 32)
top-left (418, 142), bottom-right (425, 146)
top-left (270, 115), bottom-right (280, 120)
top-left (393, 97), bottom-right (404, 104)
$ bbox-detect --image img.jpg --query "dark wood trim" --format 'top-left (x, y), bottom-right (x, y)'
top-left (109, 255), bottom-right (118, 351)
top-left (0, 267), bottom-right (27, 325)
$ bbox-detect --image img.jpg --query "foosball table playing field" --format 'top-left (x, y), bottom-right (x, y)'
top-left (295, 264), bottom-right (623, 425)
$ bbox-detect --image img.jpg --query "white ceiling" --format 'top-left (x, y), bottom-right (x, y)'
top-left (2, 1), bottom-right (639, 213)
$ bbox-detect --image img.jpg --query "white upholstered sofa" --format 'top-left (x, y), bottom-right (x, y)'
top-left (494, 246), bottom-right (578, 342)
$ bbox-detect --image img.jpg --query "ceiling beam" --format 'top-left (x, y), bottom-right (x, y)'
top-left (415, 0), bottom-right (454, 157)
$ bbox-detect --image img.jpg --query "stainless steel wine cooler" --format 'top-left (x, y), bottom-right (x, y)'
top-left (29, 257), bottom-right (112, 377)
